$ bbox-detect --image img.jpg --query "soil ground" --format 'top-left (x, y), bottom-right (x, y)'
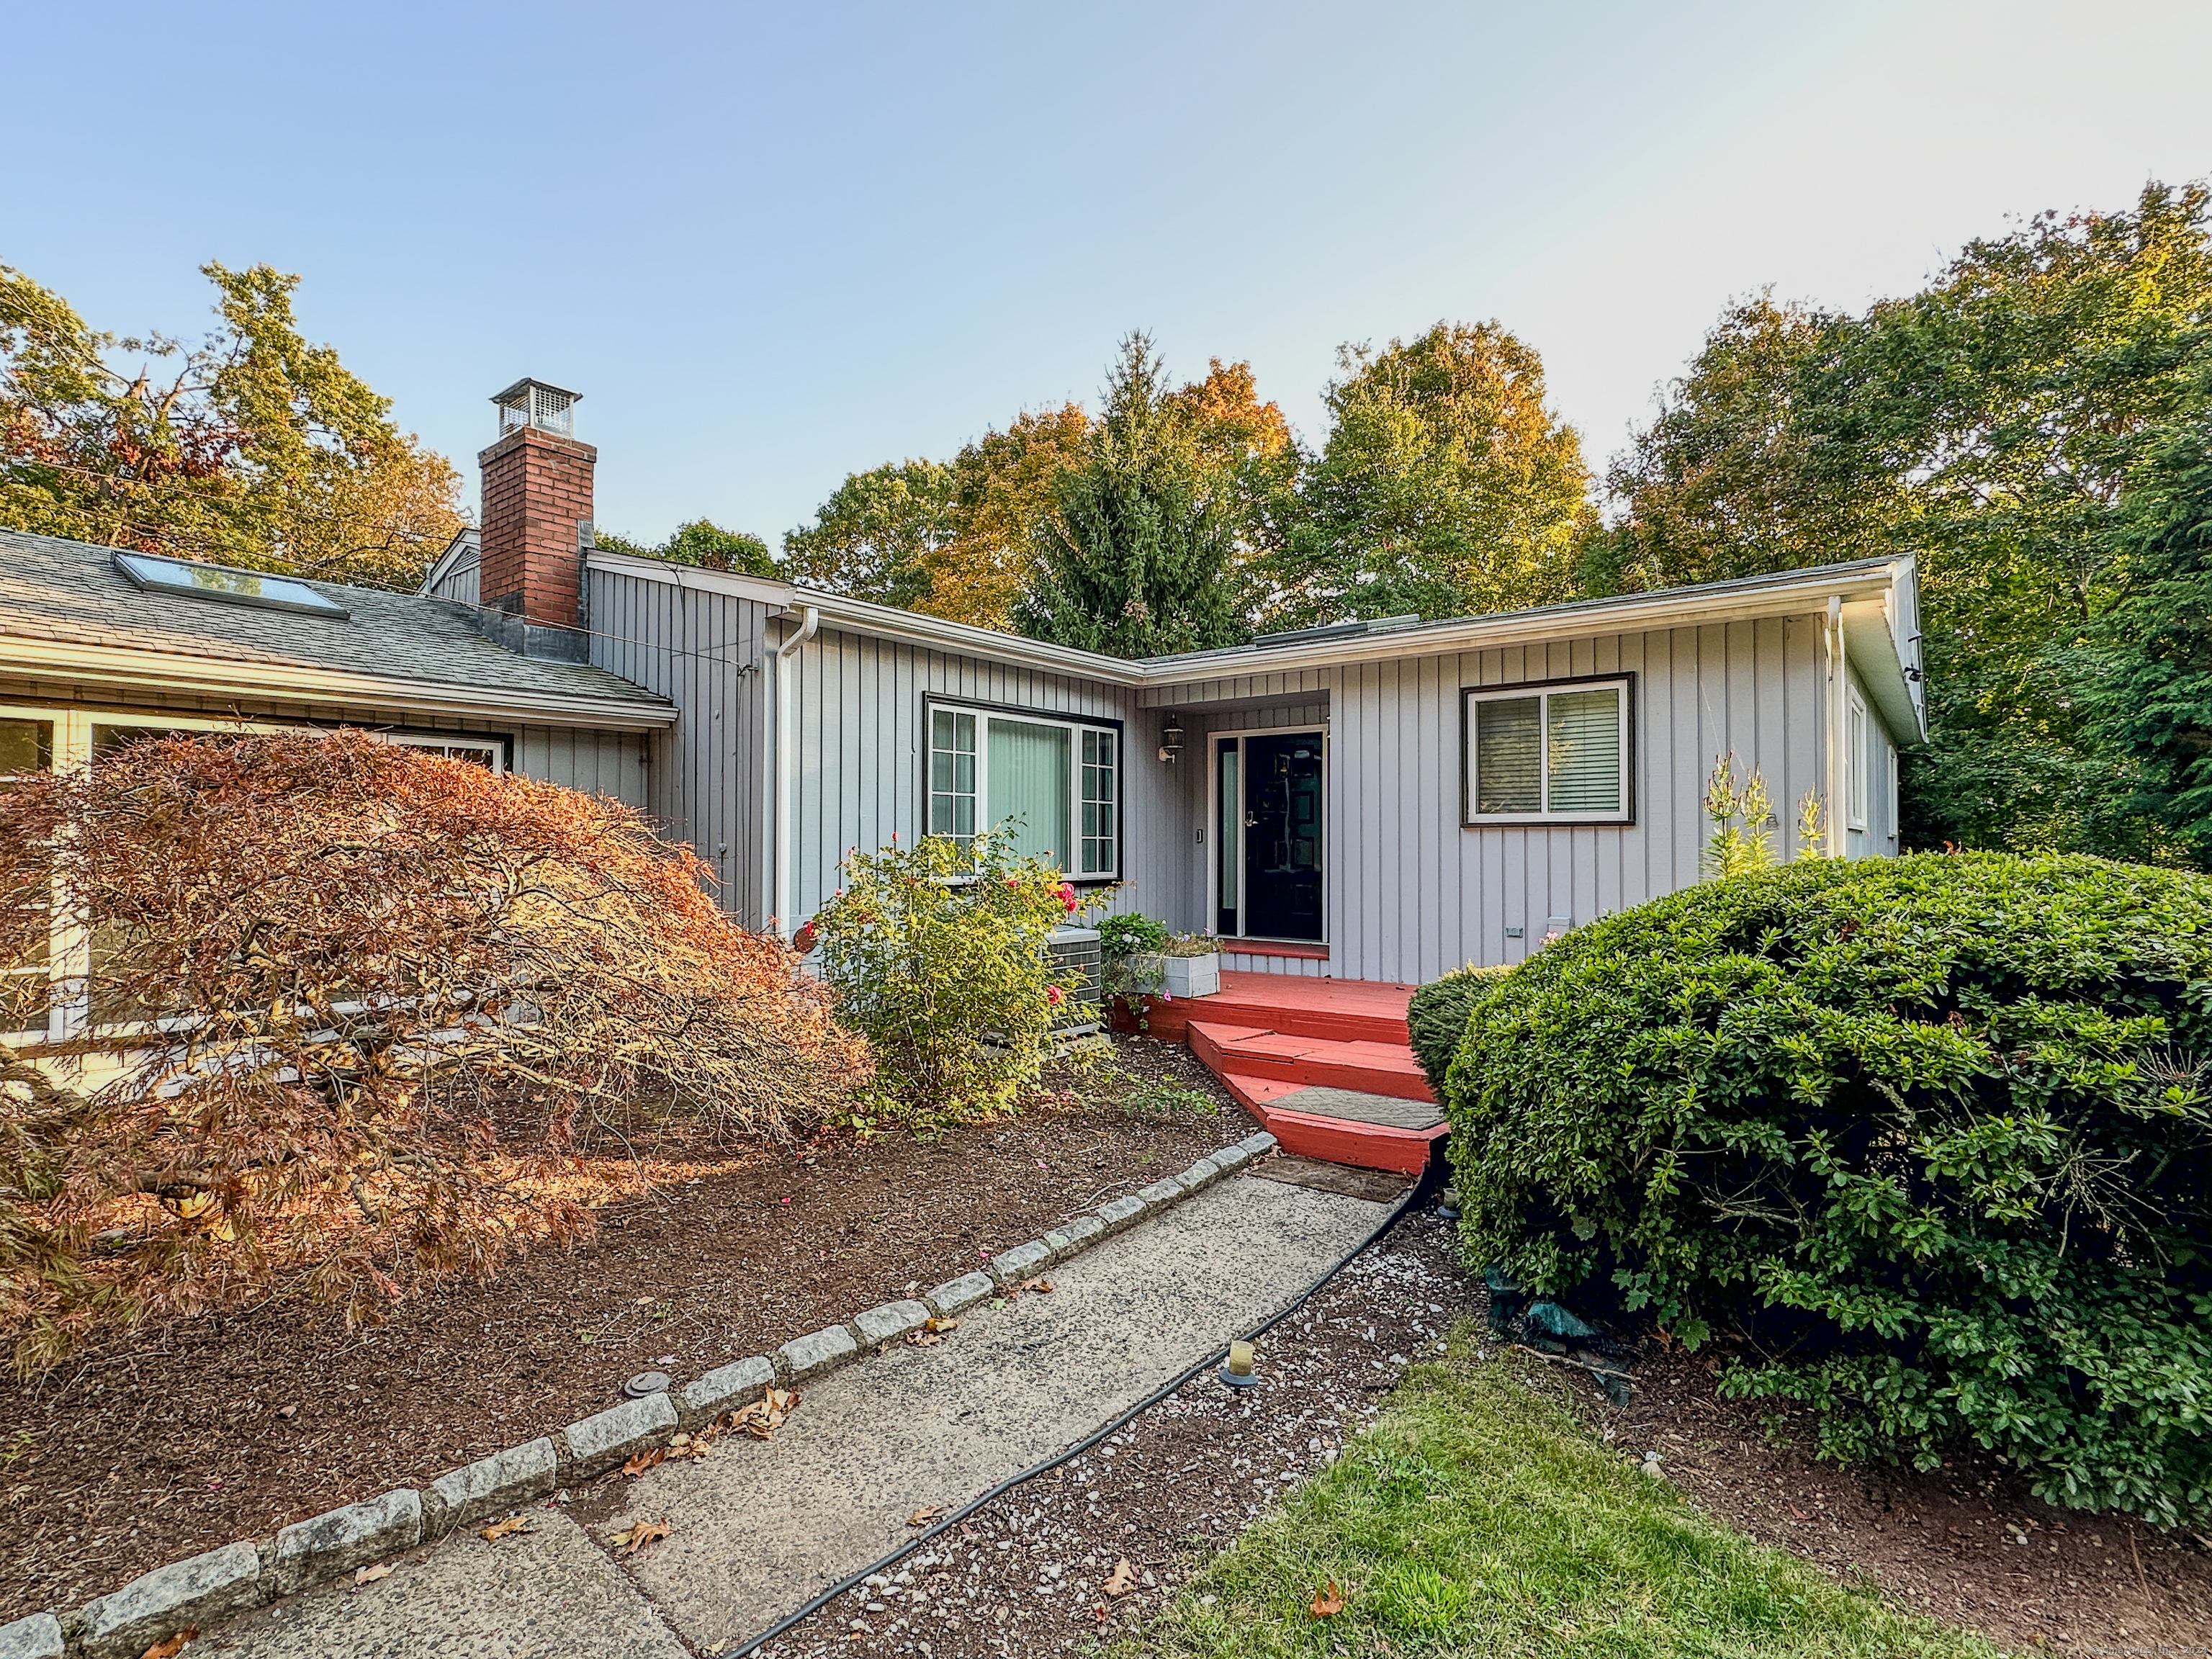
top-left (763, 1199), bottom-right (2212, 1658)
top-left (0, 1035), bottom-right (1246, 1624)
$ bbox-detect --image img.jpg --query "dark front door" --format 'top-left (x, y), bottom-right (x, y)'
top-left (1241, 732), bottom-right (1324, 940)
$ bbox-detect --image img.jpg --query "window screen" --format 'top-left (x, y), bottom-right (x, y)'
top-left (1475, 697), bottom-right (1542, 814)
top-left (1545, 690), bottom-right (1622, 814)
top-left (0, 719), bottom-right (53, 1034)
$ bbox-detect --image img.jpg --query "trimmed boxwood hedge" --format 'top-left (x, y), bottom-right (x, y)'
top-left (1442, 853), bottom-right (2212, 1527)
top-left (1407, 963), bottom-right (1513, 1092)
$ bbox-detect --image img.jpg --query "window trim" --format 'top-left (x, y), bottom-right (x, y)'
top-left (1460, 673), bottom-right (1636, 827)
top-left (920, 696), bottom-right (1123, 883)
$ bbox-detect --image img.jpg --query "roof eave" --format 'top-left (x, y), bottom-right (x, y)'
top-left (0, 638), bottom-right (677, 731)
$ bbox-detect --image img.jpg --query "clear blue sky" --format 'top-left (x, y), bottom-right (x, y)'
top-left (5, 1), bottom-right (2208, 547)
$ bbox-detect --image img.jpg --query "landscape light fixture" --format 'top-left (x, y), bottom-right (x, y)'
top-left (1218, 1339), bottom-right (1259, 1390)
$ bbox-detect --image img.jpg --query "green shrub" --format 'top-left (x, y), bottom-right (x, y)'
top-left (1099, 912), bottom-right (1169, 957)
top-left (809, 830), bottom-right (1082, 1125)
top-left (1407, 963), bottom-right (1513, 1092)
top-left (1442, 853), bottom-right (2212, 1527)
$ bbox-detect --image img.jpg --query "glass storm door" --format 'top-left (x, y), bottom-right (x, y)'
top-left (1213, 731), bottom-right (1324, 942)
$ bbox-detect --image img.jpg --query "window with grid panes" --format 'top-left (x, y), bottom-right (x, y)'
top-left (0, 718), bottom-right (53, 1037)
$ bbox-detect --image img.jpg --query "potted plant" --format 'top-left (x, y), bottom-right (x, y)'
top-left (1160, 930), bottom-right (1221, 999)
top-left (1100, 912), bottom-right (1169, 1031)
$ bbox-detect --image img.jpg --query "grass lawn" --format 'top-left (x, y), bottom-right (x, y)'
top-left (1120, 1329), bottom-right (2002, 1659)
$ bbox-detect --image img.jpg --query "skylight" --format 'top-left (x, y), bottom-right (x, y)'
top-left (113, 552), bottom-right (350, 619)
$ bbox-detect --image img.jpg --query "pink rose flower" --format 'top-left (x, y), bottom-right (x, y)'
top-left (1046, 984), bottom-right (1065, 1006)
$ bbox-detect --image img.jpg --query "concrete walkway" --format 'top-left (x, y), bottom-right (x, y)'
top-left (208, 1172), bottom-right (1393, 1658)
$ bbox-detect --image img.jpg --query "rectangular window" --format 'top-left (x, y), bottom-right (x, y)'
top-left (925, 702), bottom-right (1119, 878)
top-left (0, 719), bottom-right (53, 1038)
top-left (1845, 689), bottom-right (1869, 831)
top-left (1463, 678), bottom-right (1632, 825)
top-left (1079, 729), bottom-right (1116, 876)
top-left (930, 710), bottom-right (977, 841)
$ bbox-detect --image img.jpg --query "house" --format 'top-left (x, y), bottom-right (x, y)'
top-left (1, 379), bottom-right (1925, 1159)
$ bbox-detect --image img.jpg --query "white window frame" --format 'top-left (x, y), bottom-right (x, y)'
top-left (923, 699), bottom-right (1121, 881)
top-left (1462, 676), bottom-right (1635, 827)
top-left (0, 704), bottom-right (514, 1047)
top-left (1845, 687), bottom-right (1869, 832)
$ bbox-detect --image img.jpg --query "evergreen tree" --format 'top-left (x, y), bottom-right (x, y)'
top-left (1014, 335), bottom-right (1249, 657)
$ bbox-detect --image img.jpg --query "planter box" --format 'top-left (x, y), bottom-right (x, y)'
top-left (1161, 953), bottom-right (1220, 999)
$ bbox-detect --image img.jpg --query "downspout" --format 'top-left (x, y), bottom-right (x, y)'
top-left (773, 604), bottom-right (821, 940)
top-left (1824, 595), bottom-right (1847, 858)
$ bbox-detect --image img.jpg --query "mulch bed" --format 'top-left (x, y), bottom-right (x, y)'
top-left (0, 1035), bottom-right (1248, 1625)
top-left (765, 1199), bottom-right (2212, 1658)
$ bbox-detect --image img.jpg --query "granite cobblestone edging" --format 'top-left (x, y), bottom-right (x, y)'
top-left (19, 1131), bottom-right (1277, 1657)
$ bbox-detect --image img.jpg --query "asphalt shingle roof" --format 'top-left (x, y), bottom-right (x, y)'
top-left (0, 529), bottom-right (667, 710)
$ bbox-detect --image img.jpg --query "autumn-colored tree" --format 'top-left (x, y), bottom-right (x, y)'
top-left (0, 731), bottom-right (864, 1370)
top-left (1262, 321), bottom-right (1596, 627)
top-left (598, 518), bottom-right (778, 577)
top-left (0, 260), bottom-right (462, 589)
top-left (923, 404), bottom-right (1093, 629)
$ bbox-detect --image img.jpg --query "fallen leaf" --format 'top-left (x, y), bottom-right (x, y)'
top-left (1789, 1506), bottom-right (1809, 1521)
top-left (480, 1514), bottom-right (535, 1542)
top-left (623, 1447), bottom-right (667, 1477)
top-left (1021, 1277), bottom-right (1055, 1294)
top-left (1311, 1581), bottom-right (1345, 1617)
top-left (925, 1316), bottom-right (959, 1334)
top-left (906, 1331), bottom-right (942, 1347)
top-left (354, 1563), bottom-right (393, 1586)
top-left (907, 1506), bottom-right (944, 1528)
top-left (1105, 1558), bottom-right (1136, 1597)
top-left (141, 1633), bottom-right (198, 1659)
top-left (724, 1387), bottom-right (801, 1441)
top-left (613, 1517), bottom-right (670, 1555)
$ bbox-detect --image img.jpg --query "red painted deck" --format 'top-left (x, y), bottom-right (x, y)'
top-left (1133, 971), bottom-right (1445, 1177)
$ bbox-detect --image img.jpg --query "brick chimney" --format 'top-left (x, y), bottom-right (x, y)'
top-left (479, 379), bottom-right (593, 632)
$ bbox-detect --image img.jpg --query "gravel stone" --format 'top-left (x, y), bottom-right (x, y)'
top-left (0, 1613), bottom-right (60, 1659)
top-left (1135, 1179), bottom-right (1184, 1206)
top-left (423, 1437), bottom-right (558, 1535)
top-left (273, 1488), bottom-right (423, 1595)
top-left (678, 1356), bottom-right (778, 1426)
top-left (559, 1391), bottom-right (678, 1480)
top-left (1094, 1195), bottom-right (1146, 1231)
top-left (986, 1240), bottom-right (1051, 1285)
top-left (853, 1299), bottom-right (932, 1346)
top-left (924, 1271), bottom-right (997, 1315)
top-left (780, 1322), bottom-right (860, 1381)
top-left (80, 1540), bottom-right (265, 1659)
top-left (1040, 1214), bottom-right (1105, 1259)
top-left (1174, 1156), bottom-right (1223, 1193)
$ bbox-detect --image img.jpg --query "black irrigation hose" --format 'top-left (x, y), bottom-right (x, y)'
top-left (736, 1174), bottom-right (1430, 1657)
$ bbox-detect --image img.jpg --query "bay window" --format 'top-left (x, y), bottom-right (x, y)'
top-left (927, 703), bottom-right (1118, 878)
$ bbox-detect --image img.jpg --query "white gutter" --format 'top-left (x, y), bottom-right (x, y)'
top-left (1825, 595), bottom-right (1847, 857)
top-left (773, 604), bottom-right (821, 940)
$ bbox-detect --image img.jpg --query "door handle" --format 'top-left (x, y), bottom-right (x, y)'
top-left (1244, 814), bottom-right (1258, 827)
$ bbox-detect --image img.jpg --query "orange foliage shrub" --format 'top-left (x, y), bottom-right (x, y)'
top-left (0, 730), bottom-right (865, 1370)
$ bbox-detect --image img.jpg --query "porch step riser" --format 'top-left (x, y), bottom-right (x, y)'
top-left (1150, 999), bottom-right (1410, 1047)
top-left (1214, 1072), bottom-right (1445, 1178)
top-left (1189, 1022), bottom-right (1435, 1104)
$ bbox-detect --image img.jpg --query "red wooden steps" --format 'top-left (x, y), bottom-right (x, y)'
top-left (1187, 1021), bottom-right (1433, 1102)
top-left (1138, 971), bottom-right (1445, 1177)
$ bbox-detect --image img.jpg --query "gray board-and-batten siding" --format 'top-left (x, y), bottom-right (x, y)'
top-left (583, 549), bottom-right (1893, 988)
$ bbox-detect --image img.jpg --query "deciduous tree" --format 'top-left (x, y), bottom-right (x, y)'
top-left (781, 459), bottom-right (953, 607)
top-left (1263, 321), bottom-right (1596, 627)
top-left (598, 518), bottom-right (778, 577)
top-left (0, 261), bottom-right (462, 589)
